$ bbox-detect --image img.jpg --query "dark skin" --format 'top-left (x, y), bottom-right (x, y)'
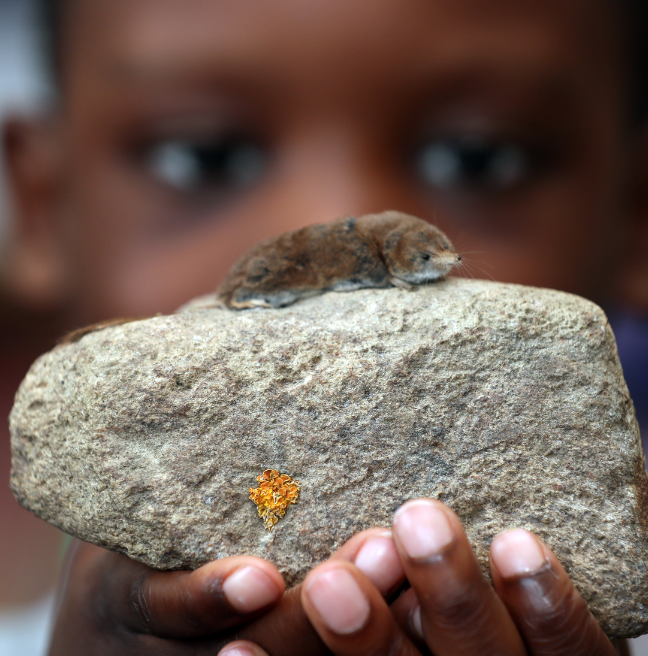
top-left (6, 0), bottom-right (648, 322)
top-left (49, 508), bottom-right (623, 656)
top-left (4, 0), bottom-right (648, 652)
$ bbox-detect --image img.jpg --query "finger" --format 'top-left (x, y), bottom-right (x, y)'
top-left (49, 534), bottom-right (399, 656)
top-left (490, 529), bottom-right (617, 656)
top-left (301, 560), bottom-right (421, 656)
top-left (230, 529), bottom-right (407, 655)
top-left (219, 585), bottom-right (327, 654)
top-left (390, 588), bottom-right (434, 654)
top-left (329, 528), bottom-right (406, 596)
top-left (218, 640), bottom-right (271, 656)
top-left (100, 549), bottom-right (284, 638)
top-left (392, 499), bottom-right (527, 656)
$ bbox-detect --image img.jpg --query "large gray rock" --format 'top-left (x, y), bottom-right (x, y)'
top-left (9, 279), bottom-right (648, 638)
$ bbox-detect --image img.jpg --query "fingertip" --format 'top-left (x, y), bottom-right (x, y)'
top-left (490, 529), bottom-right (549, 580)
top-left (390, 500), bottom-right (529, 656)
top-left (222, 564), bottom-right (284, 614)
top-left (324, 528), bottom-right (405, 596)
top-left (353, 532), bottom-right (405, 595)
top-left (489, 530), bottom-right (617, 655)
top-left (119, 555), bottom-right (286, 639)
top-left (393, 497), bottom-right (457, 520)
top-left (410, 604), bottom-right (423, 640)
top-left (239, 555), bottom-right (286, 594)
top-left (197, 555), bottom-right (285, 596)
top-left (219, 640), bottom-right (270, 656)
top-left (302, 560), bottom-right (420, 655)
top-left (187, 556), bottom-right (284, 619)
top-left (392, 498), bottom-right (456, 561)
top-left (328, 527), bottom-right (392, 563)
top-left (303, 563), bottom-right (371, 635)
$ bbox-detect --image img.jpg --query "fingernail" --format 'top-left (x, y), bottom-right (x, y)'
top-left (411, 604), bottom-right (424, 639)
top-left (223, 566), bottom-right (280, 613)
top-left (219, 647), bottom-right (258, 656)
top-left (490, 529), bottom-right (548, 579)
top-left (219, 644), bottom-right (267, 656)
top-left (354, 534), bottom-right (405, 594)
top-left (393, 500), bottom-right (454, 560)
top-left (306, 567), bottom-right (370, 634)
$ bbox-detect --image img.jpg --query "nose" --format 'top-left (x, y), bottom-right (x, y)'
top-left (456, 255), bottom-right (462, 261)
top-left (269, 128), bottom-right (414, 232)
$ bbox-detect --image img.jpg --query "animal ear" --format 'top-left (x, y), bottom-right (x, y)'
top-left (246, 257), bottom-right (272, 283)
top-left (382, 229), bottom-right (403, 257)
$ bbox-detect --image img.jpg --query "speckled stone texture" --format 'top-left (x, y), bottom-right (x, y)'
top-left (9, 279), bottom-right (648, 638)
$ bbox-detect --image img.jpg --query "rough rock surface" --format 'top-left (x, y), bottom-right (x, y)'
top-left (9, 279), bottom-right (648, 638)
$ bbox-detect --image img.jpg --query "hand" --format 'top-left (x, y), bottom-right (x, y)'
top-left (48, 527), bottom-right (406, 655)
top-left (47, 539), bottom-right (286, 655)
top-left (220, 499), bottom-right (620, 656)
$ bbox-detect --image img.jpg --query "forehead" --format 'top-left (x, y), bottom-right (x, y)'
top-left (64, 0), bottom-right (625, 101)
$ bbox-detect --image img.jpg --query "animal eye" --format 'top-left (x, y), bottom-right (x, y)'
top-left (422, 253), bottom-right (431, 261)
top-left (415, 135), bottom-right (531, 191)
top-left (145, 137), bottom-right (267, 192)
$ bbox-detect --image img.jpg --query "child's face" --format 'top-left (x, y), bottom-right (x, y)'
top-left (7, 0), bottom-right (645, 320)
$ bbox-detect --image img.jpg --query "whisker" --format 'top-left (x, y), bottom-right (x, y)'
top-left (468, 263), bottom-right (496, 281)
top-left (455, 257), bottom-right (497, 282)
top-left (453, 261), bottom-right (477, 281)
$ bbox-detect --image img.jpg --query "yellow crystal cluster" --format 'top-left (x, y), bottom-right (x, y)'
top-left (249, 469), bottom-right (300, 530)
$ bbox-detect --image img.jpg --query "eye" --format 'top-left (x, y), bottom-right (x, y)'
top-left (145, 136), bottom-right (267, 192)
top-left (415, 135), bottom-right (531, 191)
top-left (422, 253), bottom-right (431, 261)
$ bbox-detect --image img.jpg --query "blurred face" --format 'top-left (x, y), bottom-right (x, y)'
top-left (35, 0), bottom-right (638, 319)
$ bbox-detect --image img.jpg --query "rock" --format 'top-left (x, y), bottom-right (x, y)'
top-left (9, 278), bottom-right (648, 638)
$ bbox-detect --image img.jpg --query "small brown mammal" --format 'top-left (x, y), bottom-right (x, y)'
top-left (217, 211), bottom-right (460, 309)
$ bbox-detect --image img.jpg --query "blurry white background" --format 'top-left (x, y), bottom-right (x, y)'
top-left (0, 5), bottom-right (56, 656)
top-left (0, 0), bottom-right (49, 263)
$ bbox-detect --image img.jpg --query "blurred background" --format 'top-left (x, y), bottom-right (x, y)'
top-left (0, 2), bottom-right (63, 655)
top-left (0, 0), bottom-right (46, 251)
top-left (1, 0), bottom-right (647, 653)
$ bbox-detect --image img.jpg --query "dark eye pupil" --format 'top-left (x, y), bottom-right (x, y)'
top-left (422, 253), bottom-right (431, 261)
top-left (147, 138), bottom-right (266, 190)
top-left (417, 135), bottom-right (528, 190)
top-left (457, 138), bottom-right (493, 174)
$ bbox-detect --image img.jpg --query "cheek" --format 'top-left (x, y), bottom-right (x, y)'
top-left (64, 173), bottom-right (327, 320)
top-left (447, 201), bottom-right (611, 297)
top-left (71, 214), bottom-right (282, 319)
top-left (426, 109), bottom-right (630, 299)
top-left (112, 222), bottom-right (265, 316)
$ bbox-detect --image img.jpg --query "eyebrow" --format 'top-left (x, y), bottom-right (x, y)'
top-left (83, 12), bottom-right (602, 124)
top-left (103, 39), bottom-right (572, 90)
top-left (99, 51), bottom-right (581, 126)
